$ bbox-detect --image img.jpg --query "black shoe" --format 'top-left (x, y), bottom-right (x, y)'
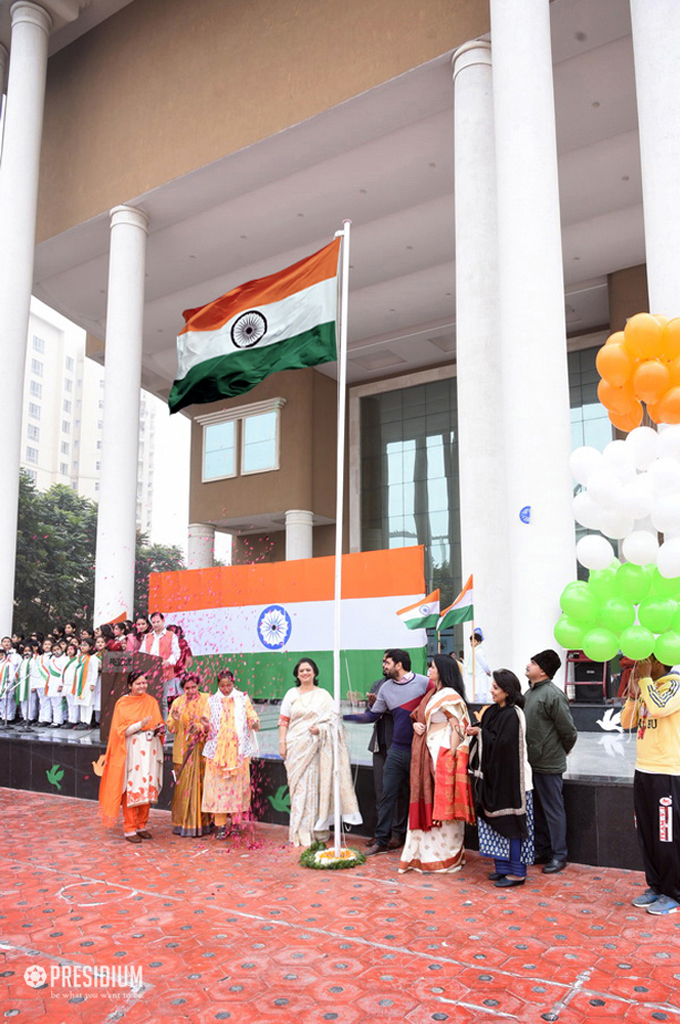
top-left (488, 871), bottom-right (506, 881)
top-left (495, 877), bottom-right (525, 888)
top-left (542, 858), bottom-right (567, 874)
top-left (533, 854), bottom-right (552, 865)
top-left (387, 836), bottom-right (405, 851)
top-left (364, 843), bottom-right (390, 856)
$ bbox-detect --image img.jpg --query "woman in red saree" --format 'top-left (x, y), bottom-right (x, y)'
top-left (98, 670), bottom-right (165, 843)
top-left (399, 654), bottom-right (472, 874)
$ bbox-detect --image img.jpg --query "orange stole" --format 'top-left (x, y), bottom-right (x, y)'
top-left (433, 746), bottom-right (476, 825)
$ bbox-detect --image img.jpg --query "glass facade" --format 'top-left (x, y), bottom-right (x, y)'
top-left (569, 346), bottom-right (614, 452)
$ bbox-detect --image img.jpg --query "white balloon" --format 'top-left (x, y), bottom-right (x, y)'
top-left (625, 426), bottom-right (660, 471)
top-left (586, 467), bottom-right (623, 508)
top-left (598, 508), bottom-right (635, 540)
top-left (619, 475), bottom-right (656, 519)
top-left (602, 439), bottom-right (636, 482)
top-left (572, 491), bottom-right (602, 530)
top-left (658, 537), bottom-right (680, 578)
top-left (652, 494), bottom-right (680, 534)
top-left (647, 457), bottom-right (680, 495)
top-left (657, 424), bottom-right (680, 462)
top-left (569, 446), bottom-right (602, 486)
top-left (621, 530), bottom-right (659, 566)
top-left (576, 534), bottom-right (616, 571)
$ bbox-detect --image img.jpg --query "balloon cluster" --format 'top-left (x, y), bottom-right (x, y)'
top-left (555, 561), bottom-right (680, 664)
top-left (571, 425), bottom-right (680, 575)
top-left (597, 313), bottom-right (680, 430)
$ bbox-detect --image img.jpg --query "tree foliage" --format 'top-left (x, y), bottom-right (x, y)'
top-left (14, 472), bottom-right (185, 632)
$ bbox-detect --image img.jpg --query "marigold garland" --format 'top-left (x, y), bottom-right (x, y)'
top-left (299, 840), bottom-right (366, 870)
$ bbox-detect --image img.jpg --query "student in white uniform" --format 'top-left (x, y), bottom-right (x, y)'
top-left (35, 640), bottom-right (54, 727)
top-left (464, 628), bottom-right (492, 704)
top-left (61, 642), bottom-right (81, 727)
top-left (0, 644), bottom-right (20, 723)
top-left (74, 638), bottom-right (98, 728)
top-left (16, 647), bottom-right (36, 727)
top-left (46, 645), bottom-right (67, 727)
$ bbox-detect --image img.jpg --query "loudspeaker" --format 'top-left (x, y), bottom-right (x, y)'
top-left (572, 660), bottom-right (608, 703)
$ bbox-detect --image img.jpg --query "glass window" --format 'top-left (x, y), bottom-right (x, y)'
top-left (26, 447), bottom-right (38, 464)
top-left (64, 378), bottom-right (73, 393)
top-left (96, 440), bottom-right (101, 450)
top-left (65, 356), bottom-right (74, 371)
top-left (242, 410), bottom-right (278, 474)
top-left (27, 424), bottom-right (39, 442)
top-left (63, 400), bottom-right (72, 414)
top-left (203, 420), bottom-right (236, 481)
top-left (60, 441), bottom-right (69, 455)
top-left (32, 336), bottom-right (45, 353)
top-left (29, 381), bottom-right (42, 398)
top-left (62, 421), bottom-right (70, 434)
top-left (25, 468), bottom-right (37, 483)
top-left (31, 359), bottom-right (43, 377)
top-left (60, 462), bottom-right (69, 476)
top-left (96, 461), bottom-right (100, 471)
top-left (28, 403), bottom-right (40, 420)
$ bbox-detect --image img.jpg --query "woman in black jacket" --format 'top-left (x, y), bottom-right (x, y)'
top-left (467, 669), bottom-right (534, 887)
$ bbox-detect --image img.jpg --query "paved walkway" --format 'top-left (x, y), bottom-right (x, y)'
top-left (0, 788), bottom-right (678, 1024)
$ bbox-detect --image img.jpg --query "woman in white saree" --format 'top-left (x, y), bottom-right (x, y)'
top-left (278, 658), bottom-right (362, 847)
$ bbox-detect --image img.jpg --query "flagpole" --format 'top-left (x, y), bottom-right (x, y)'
top-left (471, 613), bottom-right (476, 703)
top-left (332, 219), bottom-right (351, 857)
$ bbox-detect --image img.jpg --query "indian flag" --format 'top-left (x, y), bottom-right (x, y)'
top-left (149, 546), bottom-right (428, 698)
top-left (396, 589), bottom-right (440, 630)
top-left (168, 238), bottom-right (340, 413)
top-left (437, 575), bottom-right (474, 630)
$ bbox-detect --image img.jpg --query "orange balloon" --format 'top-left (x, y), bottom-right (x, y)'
top-left (596, 342), bottom-right (633, 387)
top-left (669, 355), bottom-right (680, 388)
top-left (665, 318), bottom-right (680, 361)
top-left (647, 399), bottom-right (662, 423)
top-left (657, 387), bottom-right (680, 425)
top-left (624, 312), bottom-right (665, 360)
top-left (632, 360), bottom-right (671, 404)
top-left (605, 330), bottom-right (625, 347)
top-left (608, 402), bottom-right (643, 433)
top-left (654, 315), bottom-right (670, 328)
top-left (598, 379), bottom-right (636, 415)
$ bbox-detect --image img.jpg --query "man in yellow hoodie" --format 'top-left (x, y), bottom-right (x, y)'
top-left (621, 656), bottom-right (680, 915)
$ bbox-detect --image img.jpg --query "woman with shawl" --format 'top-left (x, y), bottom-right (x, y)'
top-left (399, 654), bottom-right (472, 874)
top-left (278, 658), bottom-right (362, 847)
top-left (201, 670), bottom-right (260, 839)
top-left (167, 673), bottom-right (211, 837)
top-left (98, 670), bottom-right (165, 843)
top-left (467, 669), bottom-right (534, 887)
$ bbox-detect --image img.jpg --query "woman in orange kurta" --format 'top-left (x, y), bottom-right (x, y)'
top-left (98, 671), bottom-right (165, 843)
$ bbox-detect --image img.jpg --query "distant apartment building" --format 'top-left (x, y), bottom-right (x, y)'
top-left (20, 300), bottom-right (155, 536)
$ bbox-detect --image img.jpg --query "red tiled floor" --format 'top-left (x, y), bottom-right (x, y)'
top-left (0, 787), bottom-right (679, 1023)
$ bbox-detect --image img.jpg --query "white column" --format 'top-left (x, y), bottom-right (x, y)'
top-left (490, 0), bottom-right (575, 680)
top-left (285, 509), bottom-right (314, 561)
top-left (187, 523), bottom-right (215, 570)
top-left (630, 0), bottom-right (680, 316)
top-left (94, 206), bottom-right (149, 625)
top-left (0, 2), bottom-right (52, 633)
top-left (452, 40), bottom-right (511, 674)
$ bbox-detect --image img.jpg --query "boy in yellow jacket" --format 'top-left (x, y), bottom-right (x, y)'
top-left (621, 656), bottom-right (680, 915)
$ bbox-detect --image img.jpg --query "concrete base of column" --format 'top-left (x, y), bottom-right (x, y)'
top-left (187, 523), bottom-right (215, 570)
top-left (285, 510), bottom-right (314, 561)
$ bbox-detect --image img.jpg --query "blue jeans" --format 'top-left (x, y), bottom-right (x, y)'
top-left (374, 744), bottom-right (411, 847)
top-left (495, 838), bottom-right (527, 878)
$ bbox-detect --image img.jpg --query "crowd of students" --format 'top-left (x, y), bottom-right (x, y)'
top-left (0, 616), bottom-right (191, 730)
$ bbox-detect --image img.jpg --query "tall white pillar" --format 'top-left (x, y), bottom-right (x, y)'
top-left (285, 509), bottom-right (314, 561)
top-left (452, 40), bottom-right (511, 674)
top-left (630, 0), bottom-right (680, 316)
top-left (0, 2), bottom-right (52, 633)
top-left (490, 0), bottom-right (575, 679)
top-left (187, 523), bottom-right (215, 570)
top-left (94, 206), bottom-right (149, 625)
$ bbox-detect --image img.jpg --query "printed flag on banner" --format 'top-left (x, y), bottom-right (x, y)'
top-left (437, 575), bottom-right (474, 631)
top-left (396, 589), bottom-right (440, 630)
top-left (168, 238), bottom-right (341, 413)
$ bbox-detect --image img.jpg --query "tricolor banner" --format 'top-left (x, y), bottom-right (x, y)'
top-left (396, 589), bottom-right (440, 630)
top-left (437, 575), bottom-right (474, 630)
top-left (149, 546), bottom-right (428, 698)
top-left (168, 238), bottom-right (341, 413)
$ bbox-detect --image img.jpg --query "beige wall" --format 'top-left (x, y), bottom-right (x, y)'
top-left (37, 0), bottom-right (489, 241)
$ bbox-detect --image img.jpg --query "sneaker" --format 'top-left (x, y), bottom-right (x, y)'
top-left (632, 888), bottom-right (660, 908)
top-left (646, 894), bottom-right (680, 916)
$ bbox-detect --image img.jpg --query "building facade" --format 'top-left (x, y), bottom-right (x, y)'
top-left (0, 0), bottom-right (675, 673)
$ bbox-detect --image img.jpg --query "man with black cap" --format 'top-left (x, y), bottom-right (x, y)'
top-left (524, 649), bottom-right (577, 874)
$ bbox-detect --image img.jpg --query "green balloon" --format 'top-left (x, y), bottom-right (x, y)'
top-left (581, 627), bottom-right (619, 663)
top-left (669, 606), bottom-right (680, 635)
top-left (649, 568), bottom-right (680, 600)
top-left (588, 570), bottom-right (619, 604)
top-left (654, 631), bottom-right (680, 667)
top-left (619, 625), bottom-right (655, 661)
top-left (599, 598), bottom-right (636, 633)
top-left (560, 582), bottom-right (600, 625)
top-left (616, 563), bottom-right (654, 605)
top-left (638, 597), bottom-right (678, 634)
top-left (554, 615), bottom-right (585, 650)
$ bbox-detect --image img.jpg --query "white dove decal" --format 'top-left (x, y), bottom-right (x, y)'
top-left (596, 708), bottom-right (623, 733)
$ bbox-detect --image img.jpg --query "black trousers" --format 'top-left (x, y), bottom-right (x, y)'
top-left (372, 745), bottom-right (409, 840)
top-left (634, 770), bottom-right (680, 900)
top-left (374, 745), bottom-right (411, 847)
top-left (533, 772), bottom-right (568, 862)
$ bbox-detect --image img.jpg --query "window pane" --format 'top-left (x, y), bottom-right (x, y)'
top-left (203, 421), bottom-right (235, 480)
top-left (242, 411), bottom-right (277, 472)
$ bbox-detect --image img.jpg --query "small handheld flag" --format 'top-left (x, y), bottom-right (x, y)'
top-left (396, 589), bottom-right (440, 630)
top-left (437, 575), bottom-right (474, 631)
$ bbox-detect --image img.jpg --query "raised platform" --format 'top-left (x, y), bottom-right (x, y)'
top-left (0, 706), bottom-right (642, 871)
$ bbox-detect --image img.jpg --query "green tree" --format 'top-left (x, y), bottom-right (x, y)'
top-left (134, 533), bottom-right (185, 615)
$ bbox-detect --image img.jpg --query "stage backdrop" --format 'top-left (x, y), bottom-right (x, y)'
top-left (148, 545), bottom-right (428, 699)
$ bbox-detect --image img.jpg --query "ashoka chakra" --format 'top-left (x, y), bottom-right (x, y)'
top-left (231, 310), bottom-right (268, 349)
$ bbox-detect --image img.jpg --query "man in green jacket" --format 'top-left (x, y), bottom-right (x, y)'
top-left (524, 649), bottom-right (578, 874)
